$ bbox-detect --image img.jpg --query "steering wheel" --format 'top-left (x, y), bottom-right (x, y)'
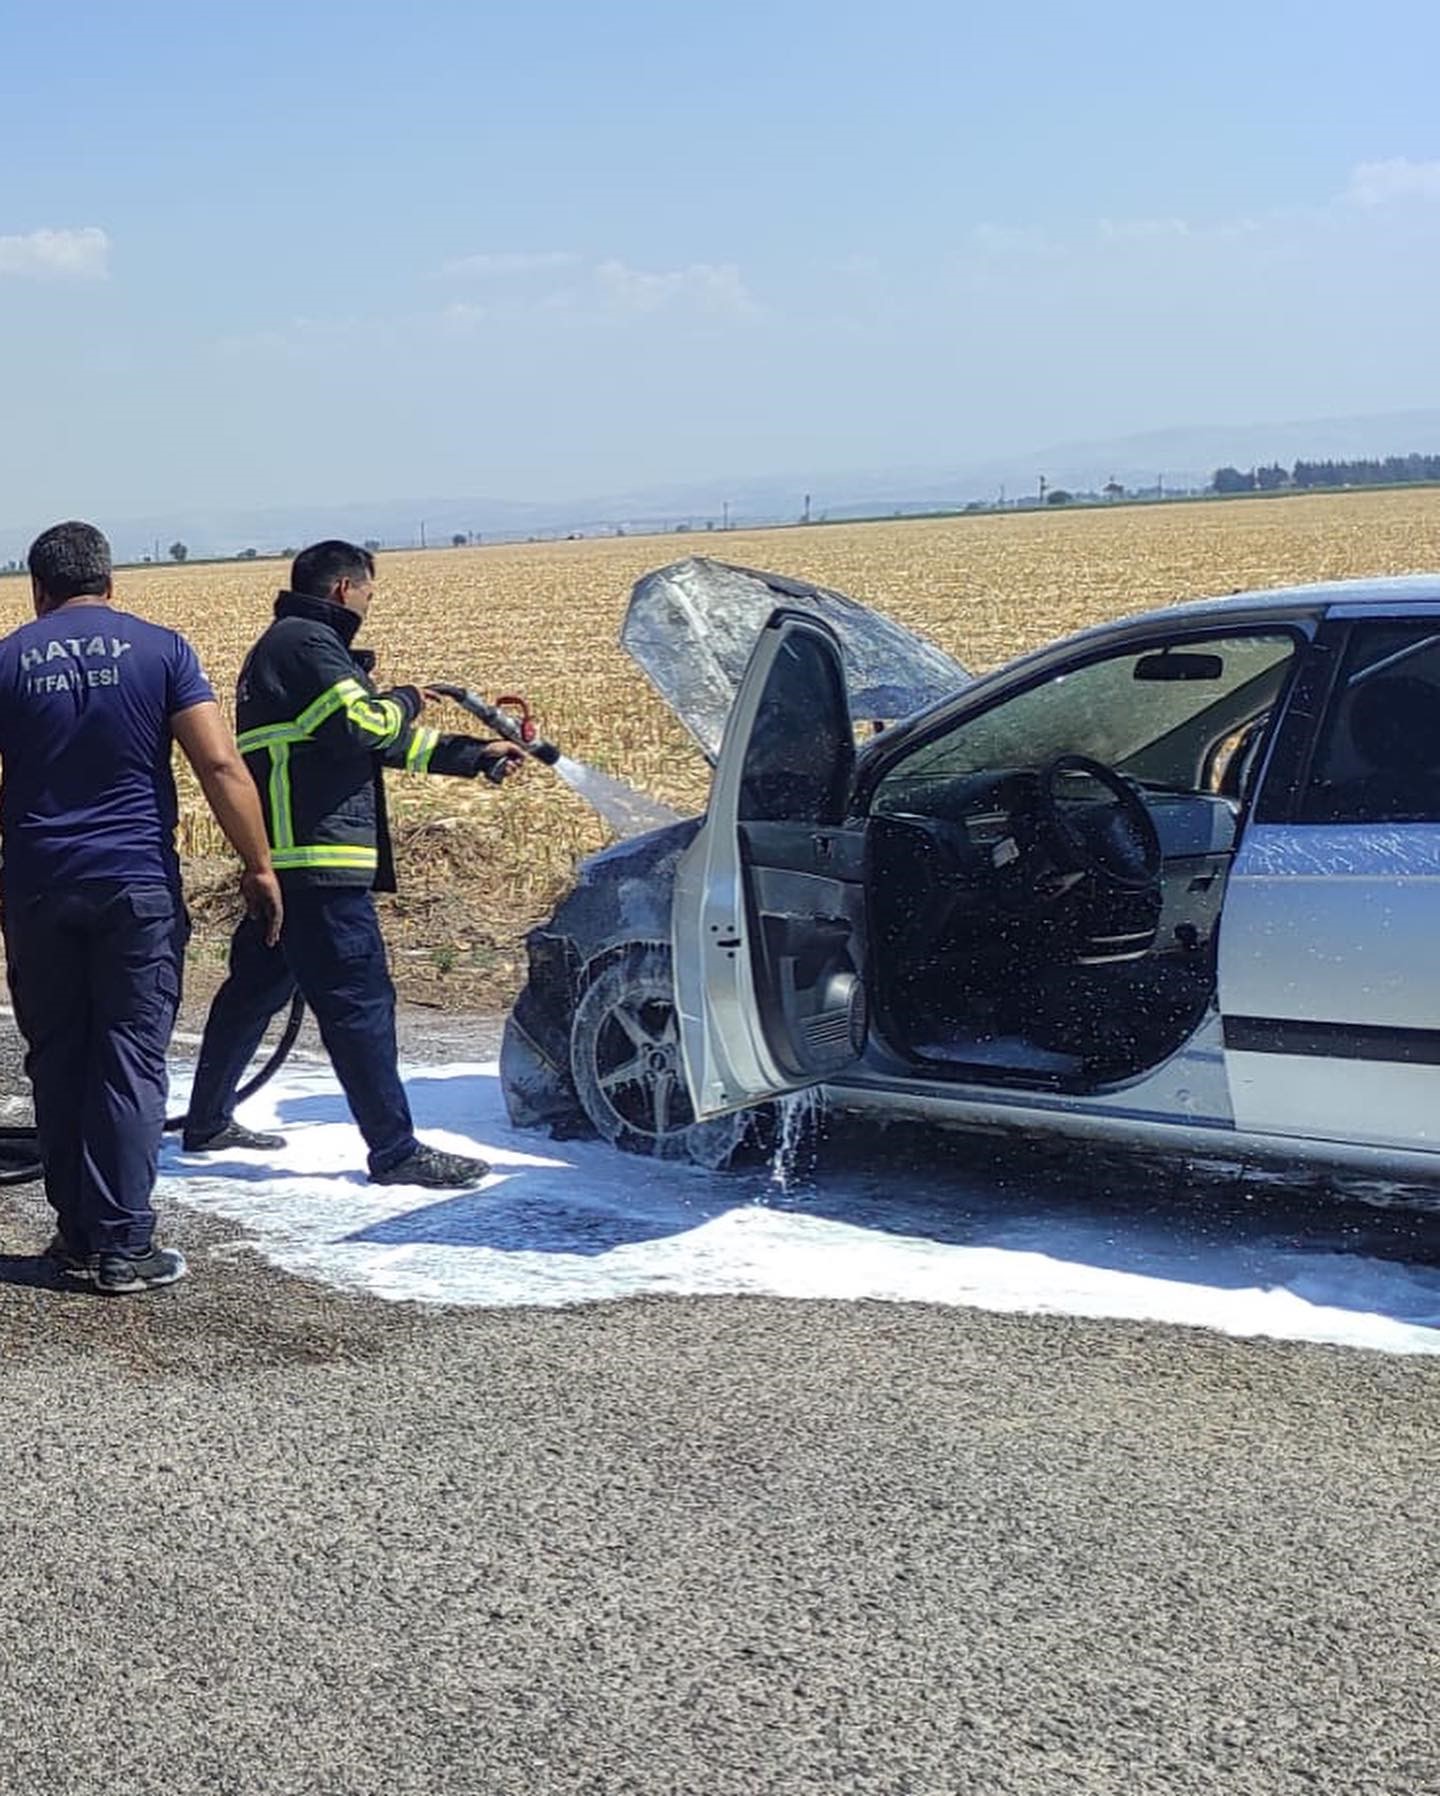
top-left (1036, 754), bottom-right (1162, 891)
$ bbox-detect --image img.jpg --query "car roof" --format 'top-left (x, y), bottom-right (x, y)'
top-left (1138, 572), bottom-right (1440, 628)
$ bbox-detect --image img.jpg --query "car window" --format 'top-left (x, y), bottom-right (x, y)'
top-left (1300, 623), bottom-right (1440, 824)
top-left (874, 631), bottom-right (1297, 809)
top-left (737, 627), bottom-right (854, 824)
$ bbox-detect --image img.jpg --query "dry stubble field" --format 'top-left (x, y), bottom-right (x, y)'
top-left (6, 486), bottom-right (1440, 1005)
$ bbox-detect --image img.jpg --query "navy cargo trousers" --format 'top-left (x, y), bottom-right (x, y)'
top-left (3, 880), bottom-right (186, 1257)
top-left (185, 886), bottom-right (420, 1175)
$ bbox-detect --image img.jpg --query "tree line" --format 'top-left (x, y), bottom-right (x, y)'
top-left (1212, 454), bottom-right (1440, 494)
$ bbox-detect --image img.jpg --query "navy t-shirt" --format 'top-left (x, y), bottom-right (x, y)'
top-left (0, 604), bottom-right (214, 895)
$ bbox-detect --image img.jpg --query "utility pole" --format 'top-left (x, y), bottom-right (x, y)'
top-left (419, 520), bottom-right (427, 550)
top-left (1157, 473), bottom-right (1164, 501)
top-left (1038, 475), bottom-right (1047, 505)
top-left (722, 501), bottom-right (730, 531)
top-left (802, 492), bottom-right (811, 525)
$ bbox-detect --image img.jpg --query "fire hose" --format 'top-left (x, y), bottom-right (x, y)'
top-left (0, 991), bottom-right (309, 1188)
top-left (0, 687), bottom-right (563, 1189)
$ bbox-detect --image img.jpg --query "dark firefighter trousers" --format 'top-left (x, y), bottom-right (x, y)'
top-left (4, 881), bottom-right (186, 1257)
top-left (185, 886), bottom-right (420, 1175)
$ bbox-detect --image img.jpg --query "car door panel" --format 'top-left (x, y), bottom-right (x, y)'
top-left (673, 612), bottom-right (867, 1119)
top-left (738, 818), bottom-right (868, 881)
top-left (1218, 611), bottom-right (1440, 1158)
top-left (1218, 822), bottom-right (1440, 1150)
top-left (741, 829), bottom-right (869, 1084)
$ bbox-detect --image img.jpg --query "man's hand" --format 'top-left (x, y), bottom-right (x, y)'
top-left (477, 742), bottom-right (526, 784)
top-left (241, 868), bottom-right (284, 947)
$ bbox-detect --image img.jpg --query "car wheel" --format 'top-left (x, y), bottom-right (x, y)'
top-left (570, 943), bottom-right (758, 1167)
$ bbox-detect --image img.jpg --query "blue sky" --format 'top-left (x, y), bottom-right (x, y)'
top-left (1, 0), bottom-right (1438, 528)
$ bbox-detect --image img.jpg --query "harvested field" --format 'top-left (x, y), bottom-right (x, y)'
top-left (6, 487), bottom-right (1440, 1006)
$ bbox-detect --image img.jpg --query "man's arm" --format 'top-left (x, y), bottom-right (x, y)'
top-left (172, 701), bottom-right (284, 946)
top-left (381, 721), bottom-right (524, 781)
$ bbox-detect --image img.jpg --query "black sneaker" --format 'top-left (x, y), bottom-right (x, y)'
top-left (182, 1120), bottom-right (286, 1153)
top-left (92, 1246), bottom-right (188, 1295)
top-left (370, 1146), bottom-right (491, 1190)
top-left (44, 1233), bottom-right (91, 1279)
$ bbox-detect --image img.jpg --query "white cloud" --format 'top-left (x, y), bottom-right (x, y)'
top-left (1344, 159), bottom-right (1440, 207)
top-left (1097, 213), bottom-right (1266, 251)
top-left (0, 226), bottom-right (110, 280)
top-left (593, 258), bottom-right (758, 319)
top-left (218, 313), bottom-right (396, 357)
top-left (222, 254), bottom-right (760, 359)
top-left (439, 301), bottom-right (488, 333)
top-left (1098, 216), bottom-right (1191, 243)
top-left (969, 222), bottom-right (1056, 258)
top-left (441, 250), bottom-right (580, 279)
top-left (436, 250), bottom-right (761, 319)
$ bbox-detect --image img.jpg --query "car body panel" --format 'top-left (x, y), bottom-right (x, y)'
top-left (500, 820), bottom-right (700, 1131)
top-left (623, 557), bottom-right (969, 762)
top-left (821, 1067), bottom-right (1440, 1190)
top-left (1217, 822), bottom-right (1440, 1150)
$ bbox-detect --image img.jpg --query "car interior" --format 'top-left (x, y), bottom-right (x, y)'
top-left (1300, 628), bottom-right (1440, 824)
top-left (864, 631), bottom-right (1300, 1089)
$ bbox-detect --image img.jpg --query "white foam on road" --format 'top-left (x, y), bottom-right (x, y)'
top-left (157, 1061), bottom-right (1440, 1354)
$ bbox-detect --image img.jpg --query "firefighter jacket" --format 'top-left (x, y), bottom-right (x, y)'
top-left (235, 590), bottom-right (491, 889)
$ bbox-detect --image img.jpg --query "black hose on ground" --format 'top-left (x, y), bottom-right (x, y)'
top-left (0, 992), bottom-right (308, 1188)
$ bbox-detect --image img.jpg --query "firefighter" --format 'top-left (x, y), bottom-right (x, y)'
top-left (183, 540), bottom-right (519, 1187)
top-left (0, 522), bottom-right (283, 1294)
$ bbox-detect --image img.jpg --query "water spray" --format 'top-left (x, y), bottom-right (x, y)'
top-left (428, 683), bottom-right (681, 838)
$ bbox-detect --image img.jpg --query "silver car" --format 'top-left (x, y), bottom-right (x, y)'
top-left (501, 557), bottom-right (1440, 1196)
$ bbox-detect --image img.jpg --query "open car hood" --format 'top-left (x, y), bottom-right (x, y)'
top-left (621, 557), bottom-right (970, 762)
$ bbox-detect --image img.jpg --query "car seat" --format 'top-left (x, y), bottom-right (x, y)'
top-left (1334, 673), bottom-right (1440, 822)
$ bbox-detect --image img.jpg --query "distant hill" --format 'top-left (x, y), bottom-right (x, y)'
top-left (5, 406), bottom-right (1440, 564)
top-left (952, 410), bottom-right (1440, 502)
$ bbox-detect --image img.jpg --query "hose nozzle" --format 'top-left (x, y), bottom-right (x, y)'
top-left (427, 683), bottom-right (561, 766)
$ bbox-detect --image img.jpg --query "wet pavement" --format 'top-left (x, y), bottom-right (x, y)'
top-left (1, 1007), bottom-right (1438, 1795)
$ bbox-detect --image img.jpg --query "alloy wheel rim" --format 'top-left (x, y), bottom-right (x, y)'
top-left (590, 987), bottom-right (697, 1140)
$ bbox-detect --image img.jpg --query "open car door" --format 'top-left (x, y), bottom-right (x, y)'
top-left (673, 610), bottom-right (868, 1119)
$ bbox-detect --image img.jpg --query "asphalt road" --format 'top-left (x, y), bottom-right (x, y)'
top-left (1, 1022), bottom-right (1438, 1795)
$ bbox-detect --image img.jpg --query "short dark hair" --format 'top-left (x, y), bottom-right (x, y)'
top-left (290, 539), bottom-right (375, 599)
top-left (28, 520), bottom-right (113, 601)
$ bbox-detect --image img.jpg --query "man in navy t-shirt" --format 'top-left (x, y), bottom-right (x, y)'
top-left (0, 521), bottom-right (282, 1295)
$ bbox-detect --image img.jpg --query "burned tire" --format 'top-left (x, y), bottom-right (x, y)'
top-left (570, 944), bottom-right (757, 1168)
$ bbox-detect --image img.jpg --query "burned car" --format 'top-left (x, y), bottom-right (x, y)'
top-left (502, 556), bottom-right (1440, 1191)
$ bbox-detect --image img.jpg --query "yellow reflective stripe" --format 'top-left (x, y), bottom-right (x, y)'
top-left (272, 845), bottom-right (379, 870)
top-left (293, 677), bottom-right (366, 737)
top-left (268, 743), bottom-right (294, 851)
top-left (344, 692), bottom-right (404, 744)
top-left (242, 679), bottom-right (403, 752)
top-left (237, 722), bottom-right (301, 754)
top-left (404, 727), bottom-right (439, 772)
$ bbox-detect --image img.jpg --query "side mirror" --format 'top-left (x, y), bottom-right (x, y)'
top-left (1134, 650), bottom-right (1224, 683)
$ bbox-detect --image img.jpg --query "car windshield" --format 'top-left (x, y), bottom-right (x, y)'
top-left (882, 630), bottom-right (1297, 797)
